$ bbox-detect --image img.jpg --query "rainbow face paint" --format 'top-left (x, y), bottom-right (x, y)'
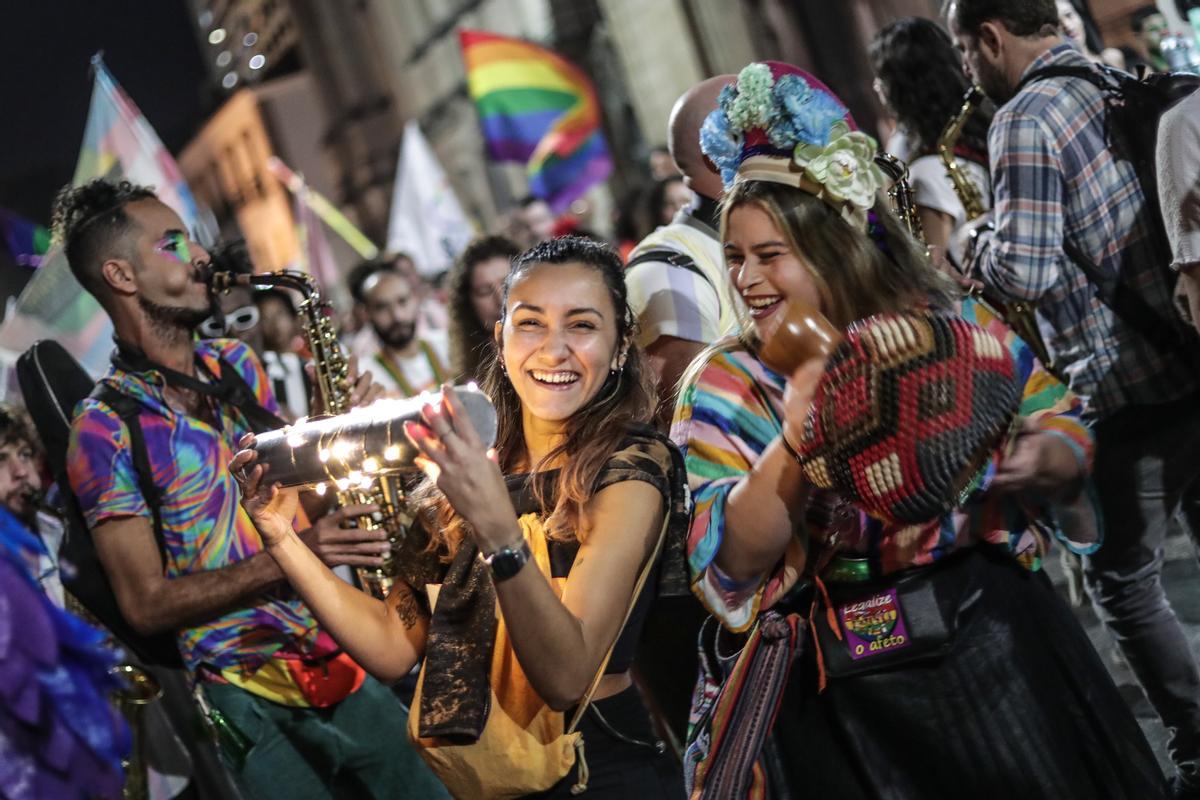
top-left (154, 231), bottom-right (192, 264)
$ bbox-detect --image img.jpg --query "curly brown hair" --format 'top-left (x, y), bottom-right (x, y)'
top-left (413, 236), bottom-right (655, 557)
top-left (869, 17), bottom-right (994, 163)
top-left (446, 235), bottom-right (521, 382)
top-left (50, 179), bottom-right (157, 302)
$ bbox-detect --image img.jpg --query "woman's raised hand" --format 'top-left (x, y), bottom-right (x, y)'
top-left (231, 432), bottom-right (301, 547)
top-left (404, 384), bottom-right (518, 552)
top-left (781, 358), bottom-right (827, 453)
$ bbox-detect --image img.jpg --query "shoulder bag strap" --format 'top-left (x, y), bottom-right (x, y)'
top-left (566, 506), bottom-right (670, 735)
top-left (626, 248), bottom-right (713, 290)
top-left (111, 338), bottom-right (286, 433)
top-left (212, 356), bottom-right (288, 433)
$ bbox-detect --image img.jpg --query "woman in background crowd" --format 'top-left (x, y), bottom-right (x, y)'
top-left (446, 234), bottom-right (521, 383)
top-left (869, 17), bottom-right (993, 270)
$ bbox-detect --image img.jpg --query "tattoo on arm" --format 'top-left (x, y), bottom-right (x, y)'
top-left (391, 582), bottom-right (422, 629)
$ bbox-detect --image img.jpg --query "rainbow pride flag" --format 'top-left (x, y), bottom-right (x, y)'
top-left (460, 29), bottom-right (612, 213)
top-left (0, 56), bottom-right (200, 392)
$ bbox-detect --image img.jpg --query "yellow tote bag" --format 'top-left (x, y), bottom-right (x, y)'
top-left (408, 512), bottom-right (666, 799)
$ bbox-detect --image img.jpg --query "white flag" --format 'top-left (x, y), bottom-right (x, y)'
top-left (386, 121), bottom-right (474, 277)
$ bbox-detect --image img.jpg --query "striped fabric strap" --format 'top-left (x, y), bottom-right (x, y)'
top-left (694, 610), bottom-right (804, 799)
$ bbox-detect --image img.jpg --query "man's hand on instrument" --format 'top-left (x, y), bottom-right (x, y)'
top-left (296, 504), bottom-right (390, 568)
top-left (344, 354), bottom-right (383, 409)
top-left (404, 384), bottom-right (517, 553)
top-left (307, 354), bottom-right (382, 415)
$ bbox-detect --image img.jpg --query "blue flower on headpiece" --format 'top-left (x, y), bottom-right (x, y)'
top-left (766, 74), bottom-right (811, 148)
top-left (793, 89), bottom-right (849, 147)
top-left (718, 83), bottom-right (738, 121)
top-left (700, 108), bottom-right (741, 186)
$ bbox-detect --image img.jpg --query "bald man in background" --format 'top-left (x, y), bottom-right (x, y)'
top-left (626, 76), bottom-right (742, 428)
top-left (625, 76), bottom-right (741, 758)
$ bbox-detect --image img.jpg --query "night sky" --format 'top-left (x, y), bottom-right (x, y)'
top-left (0, 1), bottom-right (207, 223)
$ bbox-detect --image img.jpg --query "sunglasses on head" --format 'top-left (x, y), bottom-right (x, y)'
top-left (199, 305), bottom-right (260, 338)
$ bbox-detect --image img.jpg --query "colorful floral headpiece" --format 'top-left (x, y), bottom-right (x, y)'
top-left (701, 61), bottom-right (886, 229)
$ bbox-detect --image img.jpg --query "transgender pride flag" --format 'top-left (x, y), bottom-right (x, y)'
top-left (0, 56), bottom-right (200, 392)
top-left (460, 29), bottom-right (612, 213)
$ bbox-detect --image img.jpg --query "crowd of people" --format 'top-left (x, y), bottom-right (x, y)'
top-left (3, 0), bottom-right (1200, 798)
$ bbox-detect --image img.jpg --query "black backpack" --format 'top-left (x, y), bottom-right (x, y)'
top-left (1015, 65), bottom-right (1200, 362)
top-left (17, 339), bottom-right (286, 668)
top-left (18, 340), bottom-right (183, 666)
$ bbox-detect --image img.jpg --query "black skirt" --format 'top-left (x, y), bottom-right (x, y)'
top-left (769, 546), bottom-right (1166, 799)
top-left (529, 685), bottom-right (684, 799)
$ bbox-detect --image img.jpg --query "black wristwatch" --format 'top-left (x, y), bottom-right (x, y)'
top-left (482, 539), bottom-right (532, 582)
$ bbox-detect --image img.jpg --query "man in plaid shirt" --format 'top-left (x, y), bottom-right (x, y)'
top-left (949, 0), bottom-right (1200, 795)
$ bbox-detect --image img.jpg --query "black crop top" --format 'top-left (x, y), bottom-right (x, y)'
top-left (505, 431), bottom-right (675, 674)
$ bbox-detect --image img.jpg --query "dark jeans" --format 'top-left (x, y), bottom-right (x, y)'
top-left (204, 675), bottom-right (449, 800)
top-left (1085, 394), bottom-right (1200, 780)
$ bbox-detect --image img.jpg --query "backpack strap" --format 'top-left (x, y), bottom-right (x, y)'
top-left (89, 384), bottom-right (167, 554)
top-left (1016, 64), bottom-right (1114, 95)
top-left (626, 248), bottom-right (713, 290)
top-left (1059, 239), bottom-right (1200, 368)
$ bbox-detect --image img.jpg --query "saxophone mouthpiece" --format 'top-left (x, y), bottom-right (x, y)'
top-left (202, 267), bottom-right (251, 293)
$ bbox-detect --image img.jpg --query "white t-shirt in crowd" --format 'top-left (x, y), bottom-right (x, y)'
top-left (908, 154), bottom-right (992, 265)
top-left (356, 327), bottom-right (451, 398)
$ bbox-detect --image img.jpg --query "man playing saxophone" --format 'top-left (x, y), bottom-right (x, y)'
top-left (56, 178), bottom-right (448, 799)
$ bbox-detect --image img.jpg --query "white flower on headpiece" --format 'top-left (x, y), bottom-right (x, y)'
top-left (802, 131), bottom-right (885, 211)
top-left (726, 63), bottom-right (776, 133)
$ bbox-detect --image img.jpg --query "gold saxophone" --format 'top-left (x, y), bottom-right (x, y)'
top-left (61, 589), bottom-right (162, 800)
top-left (111, 664), bottom-right (163, 800)
top-left (209, 269), bottom-right (410, 599)
top-left (938, 87), bottom-right (1054, 370)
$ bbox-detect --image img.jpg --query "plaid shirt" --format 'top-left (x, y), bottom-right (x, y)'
top-left (975, 44), bottom-right (1197, 420)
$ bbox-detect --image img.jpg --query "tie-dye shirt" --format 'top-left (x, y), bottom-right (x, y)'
top-left (671, 299), bottom-right (1100, 632)
top-left (68, 338), bottom-right (320, 674)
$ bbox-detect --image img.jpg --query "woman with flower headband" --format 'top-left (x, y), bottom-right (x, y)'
top-left (674, 62), bottom-right (1164, 798)
top-left (232, 236), bottom-right (687, 798)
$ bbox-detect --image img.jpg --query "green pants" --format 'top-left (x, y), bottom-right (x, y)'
top-left (204, 675), bottom-right (448, 800)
